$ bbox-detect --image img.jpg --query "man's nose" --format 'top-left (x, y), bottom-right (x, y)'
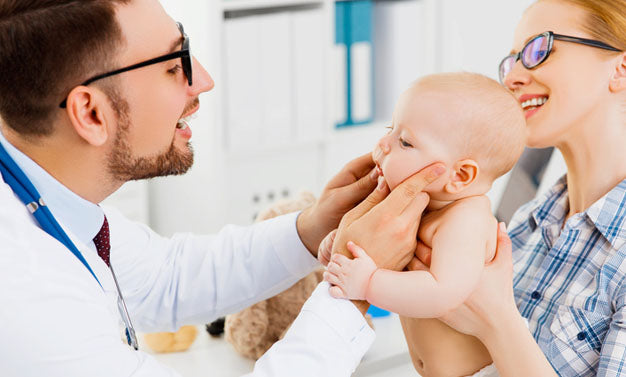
top-left (189, 57), bottom-right (215, 95)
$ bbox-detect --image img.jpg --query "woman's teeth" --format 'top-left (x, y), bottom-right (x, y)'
top-left (521, 96), bottom-right (548, 110)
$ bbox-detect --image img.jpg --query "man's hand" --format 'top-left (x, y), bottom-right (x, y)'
top-left (330, 163), bottom-right (445, 314)
top-left (297, 153), bottom-right (378, 256)
top-left (332, 163), bottom-right (445, 270)
top-left (317, 229), bottom-right (337, 267)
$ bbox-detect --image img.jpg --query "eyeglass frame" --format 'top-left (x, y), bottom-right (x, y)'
top-left (498, 31), bottom-right (622, 83)
top-left (59, 22), bottom-right (192, 108)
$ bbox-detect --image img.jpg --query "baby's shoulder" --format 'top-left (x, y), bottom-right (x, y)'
top-left (444, 195), bottom-right (493, 217)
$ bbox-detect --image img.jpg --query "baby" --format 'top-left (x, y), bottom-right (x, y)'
top-left (319, 72), bottom-right (526, 377)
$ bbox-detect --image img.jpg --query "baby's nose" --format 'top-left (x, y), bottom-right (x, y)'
top-left (377, 136), bottom-right (391, 154)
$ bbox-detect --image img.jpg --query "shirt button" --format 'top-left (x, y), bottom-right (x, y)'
top-left (577, 331), bottom-right (586, 341)
top-left (531, 291), bottom-right (541, 299)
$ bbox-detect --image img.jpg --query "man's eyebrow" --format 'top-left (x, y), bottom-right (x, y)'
top-left (168, 36), bottom-right (184, 53)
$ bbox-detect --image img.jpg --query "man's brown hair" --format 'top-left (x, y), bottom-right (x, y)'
top-left (0, 0), bottom-right (130, 136)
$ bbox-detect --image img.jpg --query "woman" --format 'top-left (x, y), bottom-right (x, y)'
top-left (422, 0), bottom-right (626, 375)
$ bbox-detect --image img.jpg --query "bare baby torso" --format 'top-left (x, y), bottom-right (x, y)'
top-left (400, 197), bottom-right (497, 377)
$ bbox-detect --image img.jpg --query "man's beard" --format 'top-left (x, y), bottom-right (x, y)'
top-left (106, 95), bottom-right (194, 182)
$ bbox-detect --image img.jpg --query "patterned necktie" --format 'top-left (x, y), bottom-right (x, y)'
top-left (93, 216), bottom-right (111, 267)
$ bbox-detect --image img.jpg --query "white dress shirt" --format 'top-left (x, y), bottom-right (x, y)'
top-left (0, 132), bottom-right (375, 377)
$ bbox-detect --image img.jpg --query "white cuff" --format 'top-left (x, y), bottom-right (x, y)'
top-left (302, 281), bottom-right (376, 365)
top-left (266, 211), bottom-right (320, 277)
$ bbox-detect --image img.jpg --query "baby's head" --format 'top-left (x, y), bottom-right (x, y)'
top-left (373, 72), bottom-right (526, 203)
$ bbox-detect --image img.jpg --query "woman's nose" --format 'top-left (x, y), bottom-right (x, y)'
top-left (503, 60), bottom-right (531, 91)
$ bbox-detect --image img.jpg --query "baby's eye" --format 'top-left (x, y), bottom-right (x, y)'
top-left (385, 125), bottom-right (393, 134)
top-left (168, 65), bottom-right (182, 75)
top-left (400, 138), bottom-right (413, 148)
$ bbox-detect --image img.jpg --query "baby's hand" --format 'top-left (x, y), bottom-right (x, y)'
top-left (324, 241), bottom-right (377, 300)
top-left (317, 229), bottom-right (337, 267)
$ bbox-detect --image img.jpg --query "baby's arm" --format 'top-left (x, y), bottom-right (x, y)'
top-left (326, 200), bottom-right (496, 317)
top-left (366, 202), bottom-right (495, 317)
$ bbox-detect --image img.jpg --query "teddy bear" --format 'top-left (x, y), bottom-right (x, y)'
top-left (223, 191), bottom-right (326, 360)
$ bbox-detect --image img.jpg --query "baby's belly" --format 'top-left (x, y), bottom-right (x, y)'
top-left (399, 317), bottom-right (492, 377)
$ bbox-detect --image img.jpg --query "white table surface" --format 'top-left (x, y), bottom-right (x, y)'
top-left (143, 313), bottom-right (419, 376)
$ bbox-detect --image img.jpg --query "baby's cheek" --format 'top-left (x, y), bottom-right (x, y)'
top-left (385, 164), bottom-right (423, 191)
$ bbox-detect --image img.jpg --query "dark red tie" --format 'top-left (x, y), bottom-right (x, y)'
top-left (94, 216), bottom-right (111, 267)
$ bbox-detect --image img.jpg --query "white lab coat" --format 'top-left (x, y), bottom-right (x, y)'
top-left (0, 139), bottom-right (374, 376)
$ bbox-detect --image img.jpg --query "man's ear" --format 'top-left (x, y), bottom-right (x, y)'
top-left (444, 159), bottom-right (479, 194)
top-left (609, 52), bottom-right (626, 93)
top-left (64, 86), bottom-right (110, 147)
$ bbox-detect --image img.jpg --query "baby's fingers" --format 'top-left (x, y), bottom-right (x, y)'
top-left (329, 285), bottom-right (347, 299)
top-left (327, 261), bottom-right (344, 276)
top-left (330, 253), bottom-right (350, 266)
top-left (323, 271), bottom-right (342, 287)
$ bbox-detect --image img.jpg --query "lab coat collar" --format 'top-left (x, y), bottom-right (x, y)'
top-left (0, 130), bottom-right (104, 248)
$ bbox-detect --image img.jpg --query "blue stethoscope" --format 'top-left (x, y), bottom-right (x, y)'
top-left (0, 141), bottom-right (139, 350)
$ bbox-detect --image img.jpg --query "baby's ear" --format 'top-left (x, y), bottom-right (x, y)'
top-left (444, 159), bottom-right (479, 194)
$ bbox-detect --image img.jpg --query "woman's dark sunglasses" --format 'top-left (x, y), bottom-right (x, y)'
top-left (498, 31), bottom-right (621, 84)
top-left (60, 22), bottom-right (192, 108)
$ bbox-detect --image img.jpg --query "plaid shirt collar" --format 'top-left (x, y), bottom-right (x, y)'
top-left (528, 175), bottom-right (626, 251)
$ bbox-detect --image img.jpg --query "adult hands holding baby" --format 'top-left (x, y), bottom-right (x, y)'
top-left (329, 162), bottom-right (446, 313)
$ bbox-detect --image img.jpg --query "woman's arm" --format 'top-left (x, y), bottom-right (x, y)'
top-left (435, 224), bottom-right (558, 377)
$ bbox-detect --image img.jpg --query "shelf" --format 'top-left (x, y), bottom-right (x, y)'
top-left (222, 0), bottom-right (324, 12)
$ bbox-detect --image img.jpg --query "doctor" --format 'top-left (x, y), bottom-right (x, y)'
top-left (0, 0), bottom-right (444, 376)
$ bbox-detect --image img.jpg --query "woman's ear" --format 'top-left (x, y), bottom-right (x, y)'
top-left (444, 159), bottom-right (479, 194)
top-left (609, 52), bottom-right (626, 93)
top-left (64, 86), bottom-right (110, 147)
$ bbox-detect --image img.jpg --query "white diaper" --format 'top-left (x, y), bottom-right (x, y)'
top-left (467, 363), bottom-right (499, 377)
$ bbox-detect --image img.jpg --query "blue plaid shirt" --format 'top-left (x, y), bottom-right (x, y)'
top-left (509, 176), bottom-right (626, 377)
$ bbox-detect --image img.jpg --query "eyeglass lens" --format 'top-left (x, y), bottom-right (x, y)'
top-left (523, 35), bottom-right (550, 67)
top-left (499, 34), bottom-right (550, 83)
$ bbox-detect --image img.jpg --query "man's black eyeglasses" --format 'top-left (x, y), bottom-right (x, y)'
top-left (499, 31), bottom-right (621, 83)
top-left (60, 22), bottom-right (192, 108)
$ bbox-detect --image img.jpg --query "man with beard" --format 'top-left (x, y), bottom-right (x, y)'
top-left (0, 1), bottom-right (444, 376)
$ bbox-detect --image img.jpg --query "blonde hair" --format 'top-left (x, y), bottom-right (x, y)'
top-left (413, 72), bottom-right (527, 181)
top-left (540, 0), bottom-right (626, 51)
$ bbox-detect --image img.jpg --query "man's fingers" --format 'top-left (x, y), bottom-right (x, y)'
top-left (414, 240), bottom-right (432, 267)
top-left (406, 256), bottom-right (429, 272)
top-left (400, 192), bottom-right (430, 225)
top-left (325, 153), bottom-right (376, 189)
top-left (332, 167), bottom-right (379, 211)
top-left (378, 163), bottom-right (445, 215)
top-left (344, 176), bottom-right (390, 221)
top-left (487, 222), bottom-right (512, 266)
